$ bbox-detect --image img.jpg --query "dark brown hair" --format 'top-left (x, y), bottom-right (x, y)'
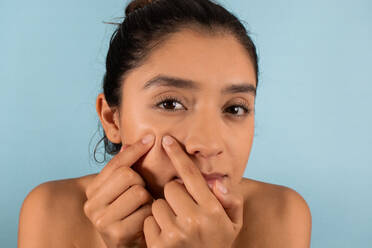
top-left (93, 0), bottom-right (259, 163)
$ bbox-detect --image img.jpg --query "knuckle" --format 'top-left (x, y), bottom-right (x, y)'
top-left (186, 215), bottom-right (199, 227)
top-left (183, 216), bottom-right (200, 232)
top-left (108, 226), bottom-right (125, 244)
top-left (117, 166), bottom-right (133, 180)
top-left (166, 230), bottom-right (187, 245)
top-left (83, 200), bottom-right (92, 216)
top-left (138, 186), bottom-right (151, 202)
top-left (210, 205), bottom-right (223, 216)
top-left (132, 184), bottom-right (149, 201)
top-left (165, 230), bottom-right (179, 241)
top-left (92, 210), bottom-right (106, 229)
top-left (95, 216), bottom-right (106, 231)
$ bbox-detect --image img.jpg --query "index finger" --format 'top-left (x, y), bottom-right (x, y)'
top-left (86, 134), bottom-right (155, 198)
top-left (161, 135), bottom-right (217, 206)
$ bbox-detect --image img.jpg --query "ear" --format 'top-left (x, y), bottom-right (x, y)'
top-left (96, 93), bottom-right (122, 143)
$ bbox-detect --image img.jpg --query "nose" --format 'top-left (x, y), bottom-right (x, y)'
top-left (183, 110), bottom-right (224, 159)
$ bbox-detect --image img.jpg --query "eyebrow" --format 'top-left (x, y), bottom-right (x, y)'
top-left (142, 74), bottom-right (256, 96)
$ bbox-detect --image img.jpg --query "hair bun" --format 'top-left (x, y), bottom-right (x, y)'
top-left (125, 0), bottom-right (154, 16)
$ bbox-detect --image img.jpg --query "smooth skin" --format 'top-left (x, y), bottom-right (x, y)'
top-left (18, 28), bottom-right (312, 248)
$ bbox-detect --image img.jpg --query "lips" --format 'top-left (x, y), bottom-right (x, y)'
top-left (201, 172), bottom-right (225, 180)
top-left (174, 172), bottom-right (225, 189)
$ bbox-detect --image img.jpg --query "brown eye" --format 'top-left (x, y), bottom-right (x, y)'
top-left (224, 103), bottom-right (252, 118)
top-left (154, 96), bottom-right (185, 111)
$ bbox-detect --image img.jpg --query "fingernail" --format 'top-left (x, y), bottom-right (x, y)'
top-left (162, 135), bottom-right (173, 146)
top-left (216, 180), bottom-right (228, 194)
top-left (142, 134), bottom-right (154, 144)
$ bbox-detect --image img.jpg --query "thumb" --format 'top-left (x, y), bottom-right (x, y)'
top-left (212, 180), bottom-right (244, 228)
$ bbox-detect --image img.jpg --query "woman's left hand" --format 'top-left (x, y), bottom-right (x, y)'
top-left (143, 135), bottom-right (244, 248)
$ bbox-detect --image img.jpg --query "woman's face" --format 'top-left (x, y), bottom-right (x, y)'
top-left (99, 28), bottom-right (256, 199)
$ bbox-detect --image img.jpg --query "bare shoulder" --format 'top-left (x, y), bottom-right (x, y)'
top-left (18, 173), bottom-right (102, 248)
top-left (233, 178), bottom-right (312, 248)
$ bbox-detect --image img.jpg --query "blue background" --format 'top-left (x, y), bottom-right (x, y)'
top-left (1, 0), bottom-right (371, 247)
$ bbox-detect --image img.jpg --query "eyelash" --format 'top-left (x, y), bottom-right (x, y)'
top-left (154, 95), bottom-right (252, 118)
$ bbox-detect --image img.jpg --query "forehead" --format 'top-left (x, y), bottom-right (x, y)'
top-left (125, 28), bottom-right (256, 92)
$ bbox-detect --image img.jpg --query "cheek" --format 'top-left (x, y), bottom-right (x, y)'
top-left (128, 131), bottom-right (181, 196)
top-left (230, 132), bottom-right (254, 182)
top-left (229, 158), bottom-right (247, 184)
top-left (121, 103), bottom-right (181, 143)
top-left (120, 108), bottom-right (184, 181)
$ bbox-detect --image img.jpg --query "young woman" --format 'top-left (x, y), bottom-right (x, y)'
top-left (18, 0), bottom-right (312, 247)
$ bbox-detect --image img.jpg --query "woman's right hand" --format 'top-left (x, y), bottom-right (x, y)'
top-left (83, 134), bottom-right (156, 248)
